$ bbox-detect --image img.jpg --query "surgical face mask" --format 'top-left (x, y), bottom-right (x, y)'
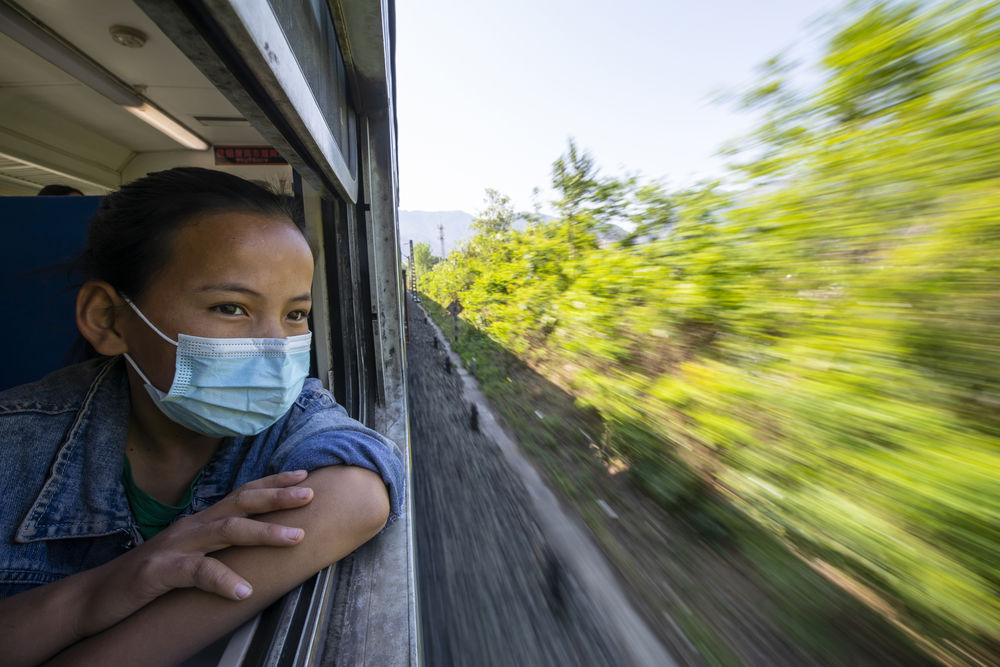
top-left (121, 296), bottom-right (312, 438)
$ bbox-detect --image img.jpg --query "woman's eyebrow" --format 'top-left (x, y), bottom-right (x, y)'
top-left (196, 283), bottom-right (262, 296)
top-left (197, 284), bottom-right (311, 303)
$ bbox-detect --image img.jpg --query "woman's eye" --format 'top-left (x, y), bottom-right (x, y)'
top-left (213, 304), bottom-right (246, 316)
top-left (288, 310), bottom-right (310, 322)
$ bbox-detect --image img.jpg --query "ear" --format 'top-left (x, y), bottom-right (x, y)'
top-left (76, 281), bottom-right (128, 356)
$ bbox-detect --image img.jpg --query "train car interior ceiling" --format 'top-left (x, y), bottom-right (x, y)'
top-left (0, 0), bottom-right (293, 194)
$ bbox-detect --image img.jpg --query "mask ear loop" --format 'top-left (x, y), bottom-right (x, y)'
top-left (122, 352), bottom-right (157, 389)
top-left (119, 294), bottom-right (179, 347)
top-left (119, 294), bottom-right (177, 392)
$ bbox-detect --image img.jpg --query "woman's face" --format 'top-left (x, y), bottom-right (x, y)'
top-left (122, 210), bottom-right (314, 393)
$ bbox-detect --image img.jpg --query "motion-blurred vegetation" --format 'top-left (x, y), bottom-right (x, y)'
top-left (420, 1), bottom-right (999, 663)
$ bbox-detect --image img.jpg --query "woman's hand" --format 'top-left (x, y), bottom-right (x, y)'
top-left (44, 466), bottom-right (389, 667)
top-left (81, 469), bottom-right (314, 637)
top-left (0, 470), bottom-right (315, 667)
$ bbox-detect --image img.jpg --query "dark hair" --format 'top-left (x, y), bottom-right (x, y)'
top-left (83, 167), bottom-right (303, 299)
top-left (38, 184), bottom-right (83, 196)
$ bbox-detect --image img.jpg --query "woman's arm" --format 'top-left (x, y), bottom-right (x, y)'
top-left (47, 465), bottom-right (390, 666)
top-left (0, 470), bottom-right (315, 667)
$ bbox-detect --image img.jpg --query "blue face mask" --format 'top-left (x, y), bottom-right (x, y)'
top-left (121, 297), bottom-right (312, 438)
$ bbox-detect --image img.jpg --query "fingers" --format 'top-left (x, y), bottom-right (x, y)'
top-left (238, 469), bottom-right (308, 491)
top-left (198, 470), bottom-right (313, 521)
top-left (133, 471), bottom-right (315, 603)
top-left (225, 485), bottom-right (315, 517)
top-left (177, 555), bottom-right (254, 601)
top-left (142, 517), bottom-right (306, 601)
top-left (194, 516), bottom-right (306, 554)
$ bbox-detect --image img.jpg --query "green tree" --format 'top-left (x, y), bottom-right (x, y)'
top-left (621, 181), bottom-right (677, 246)
top-left (473, 188), bottom-right (517, 236)
top-left (551, 139), bottom-right (632, 252)
top-left (412, 241), bottom-right (439, 278)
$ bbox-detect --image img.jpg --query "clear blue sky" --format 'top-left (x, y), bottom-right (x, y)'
top-left (396, 0), bottom-right (844, 216)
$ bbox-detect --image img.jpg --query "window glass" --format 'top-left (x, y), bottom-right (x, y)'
top-left (267, 0), bottom-right (356, 174)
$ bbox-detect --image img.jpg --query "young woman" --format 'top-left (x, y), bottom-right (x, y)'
top-left (0, 168), bottom-right (404, 665)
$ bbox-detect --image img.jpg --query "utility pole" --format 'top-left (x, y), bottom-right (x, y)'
top-left (408, 240), bottom-right (415, 291)
top-left (438, 223), bottom-right (445, 258)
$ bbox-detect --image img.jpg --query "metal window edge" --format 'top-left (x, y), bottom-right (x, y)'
top-left (207, 0), bottom-right (358, 203)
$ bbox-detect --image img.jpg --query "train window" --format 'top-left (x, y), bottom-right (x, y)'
top-left (191, 0), bottom-right (359, 203)
top-left (266, 0), bottom-right (356, 177)
top-left (317, 186), bottom-right (378, 423)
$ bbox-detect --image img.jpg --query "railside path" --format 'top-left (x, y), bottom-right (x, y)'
top-left (408, 300), bottom-right (676, 666)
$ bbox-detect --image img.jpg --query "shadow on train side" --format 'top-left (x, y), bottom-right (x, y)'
top-left (417, 295), bottom-right (935, 667)
top-left (0, 195), bottom-right (102, 391)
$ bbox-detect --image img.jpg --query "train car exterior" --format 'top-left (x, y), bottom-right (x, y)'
top-left (0, 0), bottom-right (417, 664)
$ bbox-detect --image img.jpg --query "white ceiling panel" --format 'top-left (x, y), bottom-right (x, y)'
top-left (0, 0), bottom-right (270, 189)
top-left (18, 0), bottom-right (215, 89)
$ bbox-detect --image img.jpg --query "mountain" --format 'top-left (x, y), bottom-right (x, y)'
top-left (398, 210), bottom-right (474, 258)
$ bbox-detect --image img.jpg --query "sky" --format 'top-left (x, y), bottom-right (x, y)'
top-left (395, 0), bottom-right (846, 216)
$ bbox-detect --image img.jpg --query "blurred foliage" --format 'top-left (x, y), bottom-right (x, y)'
top-left (420, 0), bottom-right (1000, 661)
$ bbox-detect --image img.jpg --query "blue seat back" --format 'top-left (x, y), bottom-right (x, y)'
top-left (0, 196), bottom-right (102, 391)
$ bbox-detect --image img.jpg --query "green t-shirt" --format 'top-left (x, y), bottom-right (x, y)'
top-left (122, 457), bottom-right (202, 540)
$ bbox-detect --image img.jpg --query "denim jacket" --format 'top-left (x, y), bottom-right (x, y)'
top-left (0, 357), bottom-right (404, 599)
